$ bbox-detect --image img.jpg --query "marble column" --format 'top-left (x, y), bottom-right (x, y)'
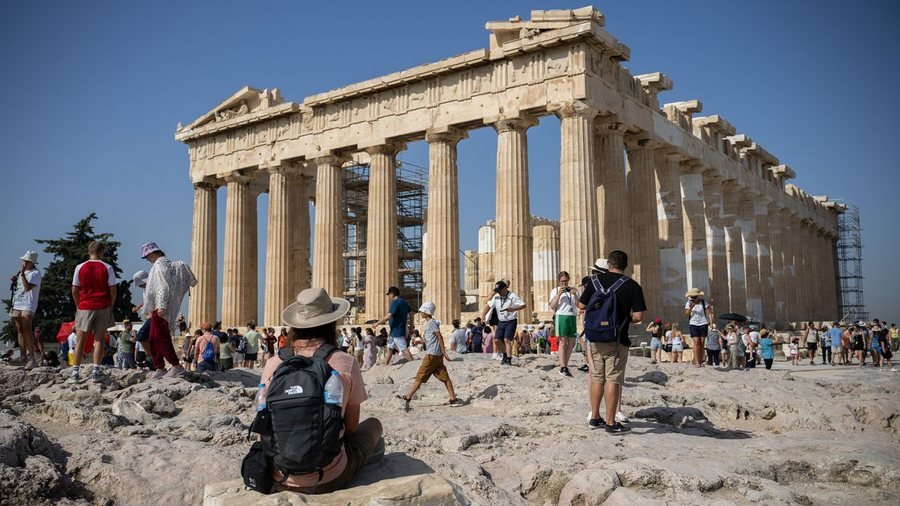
top-left (680, 163), bottom-right (710, 296)
top-left (533, 223), bottom-right (560, 313)
top-left (312, 156), bottom-right (345, 298)
top-left (755, 199), bottom-right (775, 325)
top-left (703, 172), bottom-right (729, 313)
top-left (825, 233), bottom-right (840, 320)
top-left (366, 143), bottom-right (404, 320)
top-left (739, 193), bottom-right (763, 319)
top-left (767, 205), bottom-right (788, 328)
top-left (797, 222), bottom-right (813, 322)
top-left (424, 130), bottom-right (465, 323)
top-left (264, 166), bottom-right (297, 328)
top-left (222, 174), bottom-right (258, 327)
top-left (626, 139), bottom-right (661, 315)
top-left (494, 117), bottom-right (536, 317)
top-left (291, 174), bottom-right (312, 295)
top-left (558, 102), bottom-right (599, 285)
top-left (463, 250), bottom-right (479, 293)
top-left (189, 180), bottom-right (218, 327)
top-left (477, 223), bottom-right (495, 307)
top-left (595, 120), bottom-right (630, 254)
top-left (782, 211), bottom-right (801, 326)
top-left (812, 228), bottom-right (827, 321)
top-left (722, 182), bottom-right (746, 313)
top-left (656, 152), bottom-right (687, 325)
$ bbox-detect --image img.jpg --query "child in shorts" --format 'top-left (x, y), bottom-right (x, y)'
top-left (789, 337), bottom-right (800, 365)
top-left (396, 302), bottom-right (461, 409)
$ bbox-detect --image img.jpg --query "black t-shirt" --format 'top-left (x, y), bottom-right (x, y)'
top-left (579, 272), bottom-right (647, 344)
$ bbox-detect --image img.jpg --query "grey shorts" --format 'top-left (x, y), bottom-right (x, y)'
top-left (75, 307), bottom-right (112, 336)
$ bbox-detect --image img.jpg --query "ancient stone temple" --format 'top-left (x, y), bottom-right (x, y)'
top-left (176, 6), bottom-right (843, 330)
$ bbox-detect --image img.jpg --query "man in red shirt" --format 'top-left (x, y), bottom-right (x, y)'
top-left (70, 241), bottom-right (118, 383)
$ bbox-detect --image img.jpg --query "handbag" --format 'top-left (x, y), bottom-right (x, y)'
top-left (241, 441), bottom-right (273, 494)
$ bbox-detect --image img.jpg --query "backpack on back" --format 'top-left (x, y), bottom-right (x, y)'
top-left (201, 338), bottom-right (216, 362)
top-left (251, 343), bottom-right (343, 483)
top-left (237, 335), bottom-right (248, 354)
top-left (583, 274), bottom-right (629, 343)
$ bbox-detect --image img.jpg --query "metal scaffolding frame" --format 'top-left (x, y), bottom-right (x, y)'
top-left (342, 160), bottom-right (426, 321)
top-left (836, 204), bottom-right (868, 322)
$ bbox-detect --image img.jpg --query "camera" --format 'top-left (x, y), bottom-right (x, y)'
top-left (563, 287), bottom-right (571, 292)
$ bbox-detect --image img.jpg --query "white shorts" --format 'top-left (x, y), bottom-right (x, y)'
top-left (389, 336), bottom-right (408, 352)
top-left (832, 346), bottom-right (841, 354)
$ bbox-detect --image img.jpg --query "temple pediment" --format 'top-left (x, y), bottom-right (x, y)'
top-left (177, 86), bottom-right (290, 136)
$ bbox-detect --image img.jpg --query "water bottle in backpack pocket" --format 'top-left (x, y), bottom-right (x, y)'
top-left (583, 275), bottom-right (629, 343)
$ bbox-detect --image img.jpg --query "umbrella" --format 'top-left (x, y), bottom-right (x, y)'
top-left (718, 313), bottom-right (748, 322)
top-left (55, 321), bottom-right (94, 352)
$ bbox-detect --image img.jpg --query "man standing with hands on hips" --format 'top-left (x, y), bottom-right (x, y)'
top-left (482, 280), bottom-right (525, 366)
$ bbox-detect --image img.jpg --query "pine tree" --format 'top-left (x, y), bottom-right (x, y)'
top-left (2, 213), bottom-right (134, 344)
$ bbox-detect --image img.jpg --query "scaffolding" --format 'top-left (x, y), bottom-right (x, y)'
top-left (836, 204), bottom-right (868, 322)
top-left (342, 160), bottom-right (426, 321)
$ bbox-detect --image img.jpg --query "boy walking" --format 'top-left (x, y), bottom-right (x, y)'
top-left (396, 302), bottom-right (461, 409)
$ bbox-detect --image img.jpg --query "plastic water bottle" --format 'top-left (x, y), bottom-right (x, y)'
top-left (256, 383), bottom-right (267, 411)
top-left (323, 371), bottom-right (343, 405)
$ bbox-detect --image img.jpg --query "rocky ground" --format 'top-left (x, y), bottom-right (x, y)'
top-left (0, 352), bottom-right (898, 505)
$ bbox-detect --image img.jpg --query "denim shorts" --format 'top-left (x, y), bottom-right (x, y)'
top-left (650, 337), bottom-right (662, 350)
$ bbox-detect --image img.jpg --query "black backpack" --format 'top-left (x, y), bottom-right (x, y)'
top-left (245, 343), bottom-right (344, 490)
top-left (583, 274), bottom-right (629, 343)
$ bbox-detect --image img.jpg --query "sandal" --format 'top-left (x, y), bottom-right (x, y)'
top-left (447, 398), bottom-right (463, 407)
top-left (395, 394), bottom-right (411, 411)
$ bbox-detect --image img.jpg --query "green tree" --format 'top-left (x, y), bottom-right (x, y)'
top-left (2, 213), bottom-right (134, 344)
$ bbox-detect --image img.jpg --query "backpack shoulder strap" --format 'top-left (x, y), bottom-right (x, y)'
top-left (609, 275), bottom-right (629, 292)
top-left (313, 342), bottom-right (337, 361)
top-left (590, 274), bottom-right (603, 292)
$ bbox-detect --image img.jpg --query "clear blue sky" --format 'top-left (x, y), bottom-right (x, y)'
top-left (1, 1), bottom-right (897, 325)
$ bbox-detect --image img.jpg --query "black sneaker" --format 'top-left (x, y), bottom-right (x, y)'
top-left (605, 422), bottom-right (631, 434)
top-left (560, 367), bottom-right (573, 377)
top-left (501, 357), bottom-right (512, 366)
top-left (577, 364), bottom-right (590, 372)
top-left (588, 418), bottom-right (607, 430)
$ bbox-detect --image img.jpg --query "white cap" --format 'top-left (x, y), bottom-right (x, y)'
top-left (132, 270), bottom-right (149, 285)
top-left (418, 301), bottom-right (436, 316)
top-left (20, 250), bottom-right (38, 264)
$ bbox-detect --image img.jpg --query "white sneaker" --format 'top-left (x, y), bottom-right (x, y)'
top-left (148, 369), bottom-right (167, 380)
top-left (892, 368), bottom-right (897, 372)
top-left (163, 366), bottom-right (185, 378)
top-left (23, 358), bottom-right (36, 370)
top-left (615, 411), bottom-right (629, 423)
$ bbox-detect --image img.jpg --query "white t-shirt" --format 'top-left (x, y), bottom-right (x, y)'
top-left (12, 268), bottom-right (42, 312)
top-left (549, 287), bottom-right (578, 316)
top-left (449, 328), bottom-right (468, 353)
top-left (488, 291), bottom-right (525, 322)
top-left (685, 299), bottom-right (710, 326)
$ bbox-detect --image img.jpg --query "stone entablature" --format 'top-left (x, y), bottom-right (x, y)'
top-left (177, 6), bottom-right (843, 328)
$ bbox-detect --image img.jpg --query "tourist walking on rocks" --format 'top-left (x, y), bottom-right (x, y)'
top-left (789, 336), bottom-right (800, 365)
top-left (374, 287), bottom-right (414, 365)
top-left (375, 327), bottom-right (388, 364)
top-left (351, 327), bottom-right (365, 366)
top-left (804, 322), bottom-right (818, 365)
top-left (684, 288), bottom-right (714, 368)
top-left (339, 328), bottom-right (350, 353)
top-left (397, 302), bottom-right (461, 409)
top-left (828, 322), bottom-right (843, 366)
top-left (549, 270), bottom-right (580, 376)
top-left (193, 322), bottom-right (219, 372)
top-left (724, 324), bottom-right (739, 368)
top-left (667, 323), bottom-right (685, 363)
top-left (646, 318), bottom-right (663, 364)
top-left (467, 319), bottom-right (484, 353)
top-left (841, 325), bottom-right (852, 365)
top-left (819, 324), bottom-right (832, 365)
top-left (483, 280), bottom-right (526, 366)
top-left (140, 242), bottom-right (196, 379)
top-left (260, 287), bottom-right (383, 493)
top-left (9, 250), bottom-right (42, 368)
top-left (362, 328), bottom-right (377, 369)
top-left (70, 241), bottom-right (118, 382)
top-left (706, 323), bottom-right (723, 366)
top-left (219, 332), bottom-right (233, 371)
top-left (743, 326), bottom-right (758, 368)
top-left (117, 320), bottom-right (137, 369)
top-left (869, 323), bottom-right (883, 368)
top-left (851, 325), bottom-right (865, 366)
top-left (758, 329), bottom-right (775, 370)
top-left (578, 250), bottom-right (645, 433)
top-left (242, 322), bottom-right (262, 368)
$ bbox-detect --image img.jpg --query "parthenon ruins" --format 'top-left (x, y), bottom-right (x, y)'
top-left (176, 6), bottom-right (843, 330)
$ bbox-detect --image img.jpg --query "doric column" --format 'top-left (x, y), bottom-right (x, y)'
top-left (533, 222), bottom-right (560, 313)
top-left (811, 228), bottom-right (827, 321)
top-left (264, 165), bottom-right (298, 327)
top-left (824, 233), bottom-right (840, 320)
top-left (781, 211), bottom-right (801, 326)
top-left (722, 181), bottom-right (746, 313)
top-left (292, 174), bottom-right (313, 295)
top-left (424, 129), bottom-right (466, 323)
top-left (312, 156), bottom-right (346, 298)
top-left (366, 142), bottom-right (404, 320)
top-left (222, 173), bottom-right (258, 327)
top-left (595, 120), bottom-right (630, 254)
top-left (656, 152), bottom-right (687, 325)
top-left (463, 250), bottom-right (479, 293)
top-left (703, 172), bottom-right (729, 312)
top-left (739, 193), bottom-right (763, 319)
top-left (626, 138), bottom-right (661, 314)
top-left (680, 163), bottom-right (710, 296)
top-left (477, 223), bottom-right (495, 307)
top-left (189, 180), bottom-right (219, 327)
top-left (797, 222), bottom-right (814, 322)
top-left (755, 199), bottom-right (775, 325)
top-left (767, 205), bottom-right (788, 328)
top-left (557, 102), bottom-right (599, 285)
top-left (494, 117), bottom-right (537, 317)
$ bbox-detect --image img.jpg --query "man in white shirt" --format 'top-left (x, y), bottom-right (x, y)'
top-left (10, 250), bottom-right (43, 369)
top-left (481, 280), bottom-right (525, 366)
top-left (684, 288), bottom-right (714, 368)
top-left (449, 319), bottom-right (468, 353)
top-left (549, 270), bottom-right (579, 377)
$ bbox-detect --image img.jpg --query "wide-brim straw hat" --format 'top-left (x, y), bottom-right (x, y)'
top-left (282, 288), bottom-right (350, 328)
top-left (685, 288), bottom-right (704, 298)
top-left (590, 258), bottom-right (608, 273)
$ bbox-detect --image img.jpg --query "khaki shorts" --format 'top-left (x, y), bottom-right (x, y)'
top-left (587, 341), bottom-right (628, 385)
top-left (75, 307), bottom-right (112, 336)
top-left (415, 354), bottom-right (450, 384)
top-left (9, 309), bottom-right (34, 318)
